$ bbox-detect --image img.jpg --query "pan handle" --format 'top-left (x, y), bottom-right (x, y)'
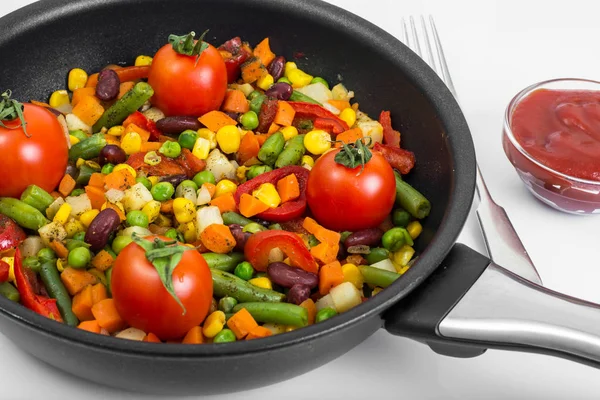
top-left (384, 243), bottom-right (600, 367)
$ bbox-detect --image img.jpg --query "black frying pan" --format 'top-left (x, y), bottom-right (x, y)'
top-left (1, 0), bottom-right (599, 396)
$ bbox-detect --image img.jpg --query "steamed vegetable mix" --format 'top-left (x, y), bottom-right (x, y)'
top-left (0, 31), bottom-right (430, 344)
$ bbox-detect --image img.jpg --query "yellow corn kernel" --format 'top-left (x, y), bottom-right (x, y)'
top-left (182, 221), bottom-right (197, 243)
top-left (68, 68), bottom-right (88, 91)
top-left (248, 277), bottom-right (273, 290)
top-left (56, 258), bottom-right (67, 273)
top-left (49, 90), bottom-right (70, 108)
top-left (216, 125), bottom-right (241, 154)
top-left (76, 158), bottom-right (86, 168)
top-left (301, 155), bottom-right (314, 168)
top-left (253, 183), bottom-right (281, 208)
top-left (65, 218), bottom-right (85, 238)
top-left (192, 137), bottom-right (211, 160)
top-left (236, 166), bottom-right (248, 183)
top-left (197, 128), bottom-right (217, 149)
top-left (202, 311), bottom-right (226, 338)
top-left (107, 125), bottom-right (125, 137)
top-left (141, 200), bottom-right (161, 223)
top-left (339, 107), bottom-right (357, 128)
top-left (79, 209), bottom-right (100, 227)
top-left (406, 221), bottom-right (422, 240)
top-left (256, 73), bottom-right (274, 90)
top-left (53, 203), bottom-right (73, 225)
top-left (113, 164), bottom-right (137, 178)
top-left (121, 131), bottom-right (142, 155)
top-left (392, 245), bottom-right (415, 268)
top-left (2, 257), bottom-right (14, 284)
top-left (372, 287), bottom-right (384, 296)
top-left (148, 176), bottom-right (160, 186)
top-left (101, 201), bottom-right (125, 216)
top-left (280, 126), bottom-right (298, 141)
top-left (154, 213), bottom-right (172, 227)
top-left (283, 257), bottom-right (292, 266)
top-left (173, 198), bottom-right (196, 224)
top-left (287, 68), bottom-right (313, 88)
top-left (135, 55), bottom-right (153, 66)
top-left (342, 263), bottom-right (364, 289)
top-left (69, 135), bottom-right (80, 146)
top-left (304, 130), bottom-right (331, 155)
top-left (284, 61), bottom-right (298, 78)
top-left (215, 179), bottom-right (238, 198)
top-left (396, 264), bottom-right (411, 275)
top-left (85, 160), bottom-right (101, 170)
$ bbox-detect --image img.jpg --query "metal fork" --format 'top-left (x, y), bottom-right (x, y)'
top-left (401, 16), bottom-right (543, 285)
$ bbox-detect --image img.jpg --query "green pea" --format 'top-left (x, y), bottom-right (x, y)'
top-left (101, 163), bottom-right (115, 175)
top-left (178, 130), bottom-right (199, 150)
top-left (69, 188), bottom-right (86, 197)
top-left (178, 179), bottom-right (198, 192)
top-left (392, 209), bottom-right (411, 228)
top-left (249, 92), bottom-right (266, 115)
top-left (69, 129), bottom-right (89, 142)
top-left (247, 90), bottom-right (262, 100)
top-left (72, 231), bottom-right (86, 242)
top-left (242, 222), bottom-right (266, 234)
top-left (23, 256), bottom-right (41, 273)
top-left (37, 248), bottom-right (56, 263)
top-left (112, 235), bottom-right (134, 255)
top-left (365, 248), bottom-right (390, 265)
top-left (66, 239), bottom-right (90, 251)
top-left (246, 165), bottom-right (272, 180)
top-left (381, 227), bottom-right (413, 252)
top-left (240, 111), bottom-right (259, 130)
top-left (268, 223), bottom-right (282, 231)
top-left (193, 170), bottom-right (216, 187)
top-left (126, 210), bottom-right (149, 228)
top-left (218, 296), bottom-right (238, 313)
top-left (234, 261), bottom-right (254, 281)
top-left (159, 141), bottom-right (182, 158)
top-left (315, 307), bottom-right (337, 323)
top-left (136, 176), bottom-right (153, 191)
top-left (213, 328), bottom-right (236, 343)
top-left (164, 228), bottom-right (179, 240)
top-left (67, 247), bottom-right (92, 269)
top-left (151, 182), bottom-right (175, 201)
top-left (310, 76), bottom-right (329, 89)
top-left (307, 234), bottom-right (320, 248)
top-left (277, 77), bottom-right (292, 85)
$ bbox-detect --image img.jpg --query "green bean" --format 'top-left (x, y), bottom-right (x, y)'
top-left (358, 265), bottom-right (401, 288)
top-left (105, 266), bottom-right (113, 296)
top-left (246, 165), bottom-right (272, 180)
top-left (211, 269), bottom-right (284, 303)
top-left (392, 208), bottom-right (411, 227)
top-left (39, 260), bottom-right (79, 326)
top-left (202, 252), bottom-right (246, 272)
top-left (68, 133), bottom-right (107, 162)
top-left (0, 197), bottom-right (49, 230)
top-left (365, 247), bottom-right (390, 265)
top-left (69, 129), bottom-right (88, 142)
top-left (70, 188), bottom-right (86, 197)
top-left (242, 222), bottom-right (266, 234)
top-left (65, 239), bottom-right (90, 252)
top-left (20, 185), bottom-right (54, 214)
top-left (289, 90), bottom-right (321, 105)
top-left (249, 92), bottom-right (267, 115)
top-left (310, 77), bottom-right (329, 89)
top-left (394, 172), bottom-right (431, 219)
top-left (93, 82), bottom-right (154, 132)
top-left (76, 163), bottom-right (100, 185)
top-left (23, 256), bottom-right (42, 273)
top-left (315, 307), bottom-right (337, 322)
top-left (258, 132), bottom-right (285, 166)
top-left (0, 282), bottom-right (19, 302)
top-left (232, 302), bottom-right (308, 327)
top-left (222, 212), bottom-right (253, 227)
top-left (275, 134), bottom-right (306, 168)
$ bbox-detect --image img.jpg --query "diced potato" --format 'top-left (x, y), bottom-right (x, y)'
top-left (65, 113), bottom-right (92, 134)
top-left (315, 293), bottom-right (336, 312)
top-left (46, 197), bottom-right (65, 220)
top-left (65, 193), bottom-right (92, 217)
top-left (206, 149), bottom-right (236, 182)
top-left (196, 206), bottom-right (223, 237)
top-left (142, 107), bottom-right (165, 123)
top-left (331, 83), bottom-right (354, 102)
top-left (370, 258), bottom-right (397, 273)
top-left (38, 221), bottom-right (68, 246)
top-left (105, 189), bottom-right (125, 204)
top-left (357, 119), bottom-right (383, 146)
top-left (330, 282), bottom-right (362, 313)
top-left (296, 82), bottom-right (332, 105)
top-left (115, 327), bottom-right (146, 341)
top-left (122, 183), bottom-right (153, 212)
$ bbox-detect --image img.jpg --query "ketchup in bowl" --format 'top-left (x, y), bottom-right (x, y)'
top-left (503, 79), bottom-right (600, 214)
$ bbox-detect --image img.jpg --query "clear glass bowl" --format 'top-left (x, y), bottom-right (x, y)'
top-left (502, 78), bottom-right (600, 214)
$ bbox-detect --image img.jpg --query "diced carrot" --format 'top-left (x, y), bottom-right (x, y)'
top-left (91, 283), bottom-right (108, 305)
top-left (124, 123), bottom-right (150, 142)
top-left (310, 242), bottom-right (339, 265)
top-left (48, 240), bottom-right (69, 259)
top-left (299, 298), bottom-right (317, 325)
top-left (221, 89), bottom-right (250, 114)
top-left (91, 298), bottom-right (126, 333)
top-left (71, 87), bottom-right (97, 107)
top-left (78, 320), bottom-right (102, 334)
top-left (302, 217), bottom-right (341, 245)
top-left (30, 100), bottom-right (52, 108)
top-left (160, 199), bottom-right (174, 214)
top-left (238, 193), bottom-right (270, 218)
top-left (327, 99), bottom-right (352, 112)
top-left (246, 325), bottom-right (273, 340)
top-left (72, 95), bottom-right (104, 127)
top-left (237, 130), bottom-right (261, 166)
top-left (182, 326), bottom-right (204, 344)
top-left (88, 172), bottom-right (105, 189)
top-left (141, 141), bottom-right (162, 152)
top-left (226, 308), bottom-right (258, 339)
top-left (91, 250), bottom-right (114, 272)
top-left (209, 192), bottom-right (237, 214)
top-left (274, 101), bottom-right (296, 127)
top-left (50, 191), bottom-right (62, 199)
top-left (256, 133), bottom-right (272, 146)
top-left (276, 173), bottom-right (300, 203)
top-left (105, 135), bottom-right (120, 146)
top-left (202, 183), bottom-right (216, 198)
top-left (241, 57), bottom-right (268, 84)
top-left (61, 267), bottom-right (98, 296)
top-left (118, 81), bottom-right (135, 99)
top-left (103, 202), bottom-right (126, 221)
top-left (198, 110), bottom-right (237, 132)
top-left (267, 123), bottom-right (280, 134)
top-left (86, 73), bottom-right (99, 88)
top-left (334, 128), bottom-right (364, 148)
top-left (85, 186), bottom-right (106, 210)
top-left (58, 174), bottom-right (76, 197)
top-left (200, 224), bottom-right (237, 254)
top-left (318, 260), bottom-right (344, 295)
top-left (143, 332), bottom-right (162, 343)
top-left (71, 284), bottom-right (94, 321)
top-left (104, 168), bottom-right (135, 191)
top-left (253, 38), bottom-right (276, 68)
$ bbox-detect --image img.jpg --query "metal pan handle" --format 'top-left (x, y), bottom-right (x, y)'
top-left (384, 244), bottom-right (600, 367)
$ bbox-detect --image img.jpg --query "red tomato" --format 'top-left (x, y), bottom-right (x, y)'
top-left (111, 236), bottom-right (213, 340)
top-left (148, 42), bottom-right (227, 117)
top-left (0, 104), bottom-right (68, 198)
top-left (306, 149), bottom-right (396, 231)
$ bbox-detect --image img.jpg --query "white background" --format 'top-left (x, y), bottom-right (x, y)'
top-left (2, 0), bottom-right (600, 399)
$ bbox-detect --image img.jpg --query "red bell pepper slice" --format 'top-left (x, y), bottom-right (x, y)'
top-left (219, 37), bottom-right (253, 83)
top-left (0, 260), bottom-right (9, 283)
top-left (379, 110), bottom-right (401, 148)
top-left (373, 142), bottom-right (416, 175)
top-left (123, 111), bottom-right (162, 141)
top-left (288, 102), bottom-right (349, 135)
top-left (13, 249), bottom-right (62, 322)
top-left (0, 214), bottom-right (26, 252)
top-left (244, 230), bottom-right (317, 274)
top-left (127, 149), bottom-right (205, 178)
top-left (235, 166), bottom-right (309, 222)
top-left (313, 117), bottom-right (347, 135)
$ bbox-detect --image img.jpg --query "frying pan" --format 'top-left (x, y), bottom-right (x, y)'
top-left (1, 0), bottom-right (600, 395)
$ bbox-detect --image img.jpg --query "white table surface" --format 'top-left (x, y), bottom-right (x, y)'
top-left (2, 0), bottom-right (600, 398)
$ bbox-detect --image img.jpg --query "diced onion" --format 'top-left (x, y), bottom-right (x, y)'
top-left (196, 206), bottom-right (223, 236)
top-left (370, 258), bottom-right (396, 273)
top-left (19, 236), bottom-right (45, 258)
top-left (330, 282), bottom-right (362, 313)
top-left (315, 293), bottom-right (336, 312)
top-left (115, 327), bottom-right (146, 341)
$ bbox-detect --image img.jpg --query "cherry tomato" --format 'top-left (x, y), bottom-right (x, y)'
top-left (111, 236), bottom-right (213, 340)
top-left (306, 149), bottom-right (396, 232)
top-left (148, 42), bottom-right (227, 117)
top-left (0, 104), bottom-right (68, 198)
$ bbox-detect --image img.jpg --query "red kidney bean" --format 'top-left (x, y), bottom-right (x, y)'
top-left (95, 69), bottom-right (120, 101)
top-left (65, 162), bottom-right (78, 180)
top-left (287, 284), bottom-right (311, 305)
top-left (267, 56), bottom-right (286, 82)
top-left (84, 208), bottom-right (121, 252)
top-left (229, 224), bottom-right (250, 252)
top-left (159, 174), bottom-right (188, 188)
top-left (267, 262), bottom-right (318, 289)
top-left (99, 144), bottom-right (127, 166)
top-left (257, 98), bottom-right (279, 133)
top-left (265, 82), bottom-right (293, 101)
top-left (225, 111), bottom-right (240, 121)
top-left (156, 116), bottom-right (202, 135)
top-left (344, 228), bottom-right (384, 249)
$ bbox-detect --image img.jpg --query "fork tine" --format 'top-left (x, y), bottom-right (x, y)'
top-left (400, 17), bottom-right (410, 50)
top-left (429, 16), bottom-right (457, 98)
top-left (409, 16), bottom-right (423, 58)
top-left (420, 15), bottom-right (437, 73)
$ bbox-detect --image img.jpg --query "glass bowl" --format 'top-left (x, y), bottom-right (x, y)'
top-left (502, 78), bottom-right (600, 214)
